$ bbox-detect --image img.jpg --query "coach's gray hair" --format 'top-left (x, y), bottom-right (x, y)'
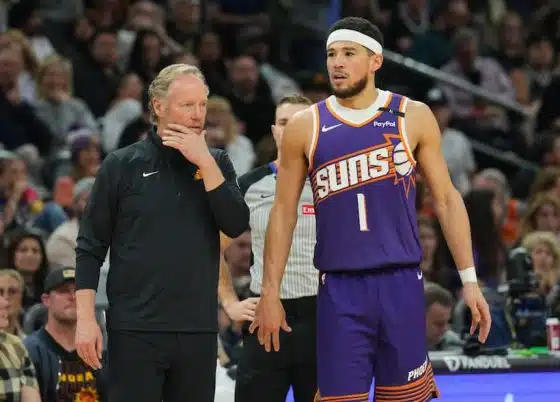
top-left (147, 63), bottom-right (208, 123)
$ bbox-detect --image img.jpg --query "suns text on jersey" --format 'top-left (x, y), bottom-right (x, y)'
top-left (312, 144), bottom-right (394, 201)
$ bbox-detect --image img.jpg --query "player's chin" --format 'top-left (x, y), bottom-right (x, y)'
top-left (332, 88), bottom-right (356, 99)
top-left (330, 78), bottom-right (347, 88)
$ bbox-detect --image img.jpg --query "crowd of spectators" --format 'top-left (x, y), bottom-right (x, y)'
top-left (0, 0), bottom-right (559, 400)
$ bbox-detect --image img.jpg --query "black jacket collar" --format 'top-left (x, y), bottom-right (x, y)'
top-left (148, 126), bottom-right (189, 165)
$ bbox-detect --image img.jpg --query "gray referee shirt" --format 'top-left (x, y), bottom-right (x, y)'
top-left (238, 162), bottom-right (318, 299)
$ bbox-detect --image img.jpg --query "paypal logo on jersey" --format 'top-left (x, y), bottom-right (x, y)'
top-left (373, 121), bottom-right (396, 128)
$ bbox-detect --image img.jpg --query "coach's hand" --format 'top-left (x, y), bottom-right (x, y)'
top-left (463, 282), bottom-right (492, 343)
top-left (162, 124), bottom-right (212, 167)
top-left (249, 294), bottom-right (291, 352)
top-left (224, 297), bottom-right (260, 322)
top-left (76, 318), bottom-right (104, 370)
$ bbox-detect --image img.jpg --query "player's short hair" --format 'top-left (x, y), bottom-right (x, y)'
top-left (148, 63), bottom-right (208, 123)
top-left (328, 17), bottom-right (384, 51)
top-left (277, 95), bottom-right (313, 107)
top-left (424, 283), bottom-right (454, 309)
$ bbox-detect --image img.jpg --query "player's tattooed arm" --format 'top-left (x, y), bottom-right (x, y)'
top-left (261, 109), bottom-right (311, 296)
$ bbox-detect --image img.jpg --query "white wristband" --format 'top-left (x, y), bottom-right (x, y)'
top-left (459, 267), bottom-right (477, 284)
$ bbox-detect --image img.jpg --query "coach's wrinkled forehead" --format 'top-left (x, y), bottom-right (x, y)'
top-left (326, 29), bottom-right (383, 54)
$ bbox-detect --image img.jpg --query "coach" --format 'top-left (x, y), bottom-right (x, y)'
top-left (74, 64), bottom-right (249, 402)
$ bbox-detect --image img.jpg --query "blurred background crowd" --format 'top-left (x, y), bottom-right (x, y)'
top-left (0, 0), bottom-right (559, 398)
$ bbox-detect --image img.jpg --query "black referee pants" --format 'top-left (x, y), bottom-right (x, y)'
top-left (235, 295), bottom-right (317, 402)
top-left (107, 330), bottom-right (217, 402)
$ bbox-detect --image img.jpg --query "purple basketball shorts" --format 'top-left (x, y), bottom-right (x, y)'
top-left (314, 267), bottom-right (440, 402)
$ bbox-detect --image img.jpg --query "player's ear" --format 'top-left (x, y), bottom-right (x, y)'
top-left (369, 53), bottom-right (383, 75)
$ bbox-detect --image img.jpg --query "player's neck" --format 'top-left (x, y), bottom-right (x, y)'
top-left (335, 86), bottom-right (380, 110)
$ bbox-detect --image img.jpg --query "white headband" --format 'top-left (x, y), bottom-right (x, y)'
top-left (326, 29), bottom-right (383, 54)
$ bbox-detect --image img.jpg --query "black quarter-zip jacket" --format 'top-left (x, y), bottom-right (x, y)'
top-left (75, 129), bottom-right (249, 332)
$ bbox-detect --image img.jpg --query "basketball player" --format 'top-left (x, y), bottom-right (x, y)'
top-left (250, 17), bottom-right (492, 402)
top-left (221, 95), bottom-right (318, 402)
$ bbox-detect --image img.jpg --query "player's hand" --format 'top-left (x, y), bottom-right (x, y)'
top-left (162, 124), bottom-right (212, 167)
top-left (223, 297), bottom-right (260, 322)
top-left (76, 318), bottom-right (103, 370)
top-left (249, 293), bottom-right (291, 352)
top-left (463, 282), bottom-right (491, 343)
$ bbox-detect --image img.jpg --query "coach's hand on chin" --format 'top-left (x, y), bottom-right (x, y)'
top-left (162, 124), bottom-right (213, 167)
top-left (250, 292), bottom-right (292, 352)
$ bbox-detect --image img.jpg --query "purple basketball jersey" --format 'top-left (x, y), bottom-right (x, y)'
top-left (309, 91), bottom-right (422, 272)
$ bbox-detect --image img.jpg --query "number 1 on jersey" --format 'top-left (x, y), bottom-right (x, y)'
top-left (356, 193), bottom-right (369, 231)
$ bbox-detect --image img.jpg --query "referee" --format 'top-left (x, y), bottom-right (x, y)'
top-left (223, 95), bottom-right (318, 402)
top-left (74, 64), bottom-right (249, 402)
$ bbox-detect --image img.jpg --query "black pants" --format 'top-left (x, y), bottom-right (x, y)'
top-left (235, 295), bottom-right (317, 402)
top-left (107, 330), bottom-right (217, 402)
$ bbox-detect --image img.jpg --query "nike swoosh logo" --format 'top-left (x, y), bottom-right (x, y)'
top-left (143, 171), bottom-right (158, 177)
top-left (417, 271), bottom-right (423, 280)
top-left (321, 123), bottom-right (342, 132)
top-left (260, 194), bottom-right (274, 199)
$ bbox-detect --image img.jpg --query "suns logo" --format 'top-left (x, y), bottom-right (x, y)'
top-left (393, 141), bottom-right (413, 176)
top-left (311, 134), bottom-right (415, 203)
top-left (75, 386), bottom-right (99, 402)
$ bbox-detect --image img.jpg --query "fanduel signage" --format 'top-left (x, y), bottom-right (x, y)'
top-left (443, 355), bottom-right (511, 372)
